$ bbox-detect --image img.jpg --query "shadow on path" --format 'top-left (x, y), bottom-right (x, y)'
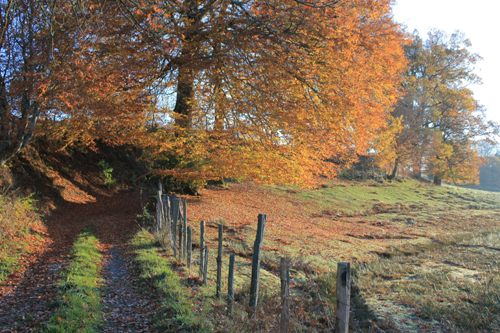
top-left (0, 191), bottom-right (157, 332)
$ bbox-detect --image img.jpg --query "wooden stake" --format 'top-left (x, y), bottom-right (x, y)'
top-left (166, 196), bottom-right (172, 250)
top-left (249, 214), bottom-right (266, 312)
top-left (228, 253), bottom-right (235, 314)
top-left (161, 194), bottom-right (167, 231)
top-left (176, 198), bottom-right (182, 259)
top-left (280, 257), bottom-right (290, 333)
top-left (156, 190), bottom-right (162, 233)
top-left (182, 200), bottom-right (187, 261)
top-left (187, 226), bottom-right (192, 270)
top-left (216, 223), bottom-right (223, 300)
top-left (172, 198), bottom-right (179, 258)
top-left (200, 220), bottom-right (205, 279)
top-left (203, 245), bottom-right (209, 286)
top-left (335, 262), bottom-right (351, 333)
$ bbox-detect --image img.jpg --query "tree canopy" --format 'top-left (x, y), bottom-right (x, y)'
top-left (124, 0), bottom-right (407, 184)
top-left (0, 0), bottom-right (412, 186)
top-left (386, 30), bottom-right (498, 185)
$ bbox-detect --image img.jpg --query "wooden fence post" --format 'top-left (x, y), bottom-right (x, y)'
top-left (182, 200), bottom-right (187, 262)
top-left (216, 223), bottom-right (223, 300)
top-left (161, 194), bottom-right (167, 231)
top-left (203, 245), bottom-right (209, 286)
top-left (228, 253), bottom-right (235, 314)
top-left (166, 196), bottom-right (172, 250)
top-left (156, 189), bottom-right (162, 233)
top-left (335, 262), bottom-right (351, 333)
top-left (200, 220), bottom-right (205, 279)
top-left (176, 198), bottom-right (182, 259)
top-left (187, 226), bottom-right (192, 270)
top-left (249, 214), bottom-right (266, 312)
top-left (280, 257), bottom-right (290, 333)
top-left (172, 198), bottom-right (179, 258)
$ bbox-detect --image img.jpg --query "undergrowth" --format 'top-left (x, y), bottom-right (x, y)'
top-left (0, 193), bottom-right (42, 283)
top-left (45, 226), bottom-right (103, 332)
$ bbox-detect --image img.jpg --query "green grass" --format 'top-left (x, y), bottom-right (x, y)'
top-left (0, 193), bottom-right (43, 284)
top-left (130, 229), bottom-right (204, 331)
top-left (45, 226), bottom-right (103, 333)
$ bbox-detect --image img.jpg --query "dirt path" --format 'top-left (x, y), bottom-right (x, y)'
top-left (101, 247), bottom-right (159, 332)
top-left (0, 191), bottom-right (160, 332)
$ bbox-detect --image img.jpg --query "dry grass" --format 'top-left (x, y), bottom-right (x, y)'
top-left (353, 231), bottom-right (500, 332)
top-left (142, 179), bottom-right (500, 331)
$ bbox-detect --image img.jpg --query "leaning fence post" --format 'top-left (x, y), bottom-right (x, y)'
top-left (156, 189), bottom-right (162, 233)
top-left (166, 196), bottom-right (172, 250)
top-left (172, 198), bottom-right (179, 258)
top-left (249, 214), bottom-right (266, 313)
top-left (182, 200), bottom-right (187, 262)
top-left (176, 198), bottom-right (182, 259)
top-left (187, 226), bottom-right (192, 271)
top-left (216, 224), bottom-right (223, 300)
top-left (335, 262), bottom-right (351, 333)
top-left (161, 194), bottom-right (167, 231)
top-left (280, 257), bottom-right (290, 333)
top-left (228, 253), bottom-right (235, 314)
top-left (200, 220), bottom-right (205, 279)
top-left (203, 245), bottom-right (209, 286)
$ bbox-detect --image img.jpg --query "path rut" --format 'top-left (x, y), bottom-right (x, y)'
top-left (0, 191), bottom-right (161, 332)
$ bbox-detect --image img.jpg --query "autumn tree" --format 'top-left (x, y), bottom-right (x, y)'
top-left (0, 0), bottom-right (56, 165)
top-left (116, 0), bottom-right (407, 185)
top-left (388, 30), bottom-right (498, 185)
top-left (0, 0), bottom-right (155, 163)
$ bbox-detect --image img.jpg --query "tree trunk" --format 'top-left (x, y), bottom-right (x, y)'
top-left (173, 63), bottom-right (194, 132)
top-left (388, 159), bottom-right (399, 180)
top-left (433, 175), bottom-right (442, 186)
top-left (0, 74), bottom-right (39, 166)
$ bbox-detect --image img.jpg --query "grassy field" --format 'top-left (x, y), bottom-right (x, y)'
top-left (137, 178), bottom-right (500, 331)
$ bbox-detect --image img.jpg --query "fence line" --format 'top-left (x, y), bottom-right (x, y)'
top-left (155, 184), bottom-right (351, 330)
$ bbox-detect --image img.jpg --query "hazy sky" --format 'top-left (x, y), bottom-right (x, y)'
top-left (392, 0), bottom-right (500, 126)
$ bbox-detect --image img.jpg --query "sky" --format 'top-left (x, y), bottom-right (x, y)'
top-left (391, 0), bottom-right (500, 126)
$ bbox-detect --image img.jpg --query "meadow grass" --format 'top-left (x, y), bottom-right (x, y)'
top-left (353, 231), bottom-right (500, 332)
top-left (141, 179), bottom-right (500, 331)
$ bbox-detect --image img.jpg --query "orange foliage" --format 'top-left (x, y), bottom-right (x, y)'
top-left (36, 2), bottom-right (156, 150)
top-left (2, 0), bottom-right (408, 186)
top-left (133, 0), bottom-right (408, 185)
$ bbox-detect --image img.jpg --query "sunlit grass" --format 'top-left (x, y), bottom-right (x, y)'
top-left (0, 194), bottom-right (44, 283)
top-left (353, 231), bottom-right (500, 331)
top-left (45, 226), bottom-right (103, 333)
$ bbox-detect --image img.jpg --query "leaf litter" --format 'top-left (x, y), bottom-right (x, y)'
top-left (0, 191), bottom-right (160, 332)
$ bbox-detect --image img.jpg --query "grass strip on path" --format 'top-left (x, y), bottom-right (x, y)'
top-left (130, 229), bottom-right (203, 332)
top-left (45, 226), bottom-right (103, 333)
